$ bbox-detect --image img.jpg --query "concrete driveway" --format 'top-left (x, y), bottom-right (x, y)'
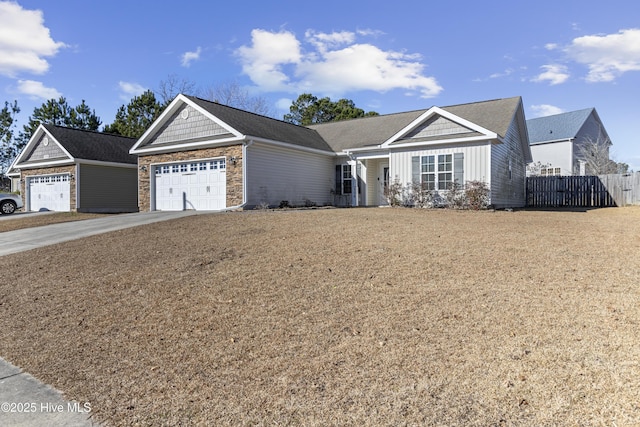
top-left (0, 210), bottom-right (201, 257)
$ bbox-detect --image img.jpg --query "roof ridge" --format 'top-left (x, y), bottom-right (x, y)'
top-left (184, 94), bottom-right (314, 131)
top-left (441, 95), bottom-right (521, 109)
top-left (526, 107), bottom-right (594, 122)
top-left (43, 123), bottom-right (137, 140)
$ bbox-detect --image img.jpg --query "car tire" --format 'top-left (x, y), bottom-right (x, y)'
top-left (0, 200), bottom-right (17, 215)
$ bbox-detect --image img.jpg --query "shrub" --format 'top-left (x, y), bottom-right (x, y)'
top-left (465, 181), bottom-right (490, 210)
top-left (445, 182), bottom-right (467, 209)
top-left (407, 181), bottom-right (436, 208)
top-left (384, 178), bottom-right (404, 207)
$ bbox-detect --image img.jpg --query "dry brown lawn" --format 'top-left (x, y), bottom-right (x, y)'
top-left (1, 207), bottom-right (640, 426)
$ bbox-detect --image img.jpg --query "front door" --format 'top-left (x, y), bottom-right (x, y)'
top-left (378, 161), bottom-right (389, 205)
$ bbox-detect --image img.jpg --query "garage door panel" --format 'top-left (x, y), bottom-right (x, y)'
top-left (28, 174), bottom-right (71, 212)
top-left (154, 160), bottom-right (226, 211)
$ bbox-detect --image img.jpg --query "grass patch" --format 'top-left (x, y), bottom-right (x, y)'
top-left (1, 207), bottom-right (640, 425)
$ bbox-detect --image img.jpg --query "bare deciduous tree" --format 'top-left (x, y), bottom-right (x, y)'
top-left (526, 161), bottom-right (552, 176)
top-left (156, 74), bottom-right (198, 105)
top-left (200, 80), bottom-right (274, 117)
top-left (576, 135), bottom-right (618, 175)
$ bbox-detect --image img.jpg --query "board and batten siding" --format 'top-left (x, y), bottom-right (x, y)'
top-left (389, 143), bottom-right (491, 189)
top-left (490, 115), bottom-right (528, 208)
top-left (245, 143), bottom-right (334, 208)
top-left (78, 164), bottom-right (138, 212)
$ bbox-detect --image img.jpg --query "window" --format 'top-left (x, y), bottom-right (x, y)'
top-left (180, 164), bottom-right (188, 173)
top-left (335, 164), bottom-right (353, 195)
top-left (437, 154), bottom-right (452, 190)
top-left (162, 165), bottom-right (170, 174)
top-left (342, 164), bottom-right (352, 194)
top-left (412, 153), bottom-right (464, 190)
top-left (199, 162), bottom-right (207, 171)
top-left (219, 159), bottom-right (226, 169)
top-left (541, 167), bottom-right (562, 176)
top-left (172, 165), bottom-right (179, 173)
top-left (421, 155), bottom-right (435, 190)
top-left (190, 163), bottom-right (198, 172)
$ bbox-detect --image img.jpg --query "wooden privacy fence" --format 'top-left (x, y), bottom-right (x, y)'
top-left (526, 172), bottom-right (640, 208)
top-left (526, 175), bottom-right (615, 208)
top-left (598, 172), bottom-right (640, 207)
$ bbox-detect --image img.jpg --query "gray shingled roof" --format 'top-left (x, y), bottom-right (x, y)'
top-left (185, 96), bottom-right (333, 152)
top-left (44, 124), bottom-right (138, 164)
top-left (308, 110), bottom-right (427, 152)
top-left (442, 96), bottom-right (521, 138)
top-left (309, 96), bottom-right (522, 152)
top-left (526, 108), bottom-right (594, 144)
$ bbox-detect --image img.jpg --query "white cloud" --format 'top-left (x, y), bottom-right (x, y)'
top-left (181, 47), bottom-right (202, 67)
top-left (118, 81), bottom-right (146, 100)
top-left (489, 68), bottom-right (514, 79)
top-left (16, 80), bottom-right (61, 100)
top-left (530, 104), bottom-right (565, 118)
top-left (564, 28), bottom-right (640, 82)
top-left (236, 28), bottom-right (442, 98)
top-left (275, 97), bottom-right (292, 111)
top-left (0, 1), bottom-right (66, 77)
top-left (305, 30), bottom-right (355, 52)
top-left (532, 64), bottom-right (570, 85)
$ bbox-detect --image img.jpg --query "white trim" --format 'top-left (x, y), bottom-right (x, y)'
top-left (248, 136), bottom-right (336, 156)
top-left (381, 106), bottom-right (498, 148)
top-left (75, 159), bottom-right (137, 168)
top-left (75, 163), bottom-right (80, 210)
top-left (16, 159), bottom-right (74, 169)
top-left (12, 125), bottom-right (74, 167)
top-left (387, 135), bottom-right (499, 150)
top-left (148, 156), bottom-right (226, 168)
top-left (130, 136), bottom-right (244, 155)
top-left (130, 94), bottom-right (243, 154)
top-left (529, 137), bottom-right (575, 146)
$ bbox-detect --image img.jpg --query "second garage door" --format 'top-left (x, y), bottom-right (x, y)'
top-left (28, 174), bottom-right (71, 212)
top-left (154, 159), bottom-right (226, 211)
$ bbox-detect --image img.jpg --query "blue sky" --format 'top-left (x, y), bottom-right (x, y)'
top-left (1, 0), bottom-right (639, 169)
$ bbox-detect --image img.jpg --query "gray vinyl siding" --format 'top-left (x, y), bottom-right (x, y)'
top-left (147, 104), bottom-right (233, 146)
top-left (399, 115), bottom-right (473, 141)
top-left (389, 142), bottom-right (491, 189)
top-left (246, 143), bottom-right (334, 208)
top-left (23, 134), bottom-right (67, 162)
top-left (490, 112), bottom-right (528, 208)
top-left (78, 164), bottom-right (138, 212)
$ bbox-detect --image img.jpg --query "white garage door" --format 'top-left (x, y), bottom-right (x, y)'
top-left (28, 174), bottom-right (71, 212)
top-left (154, 159), bottom-right (226, 211)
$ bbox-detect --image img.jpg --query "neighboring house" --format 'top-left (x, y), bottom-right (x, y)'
top-left (527, 108), bottom-right (611, 176)
top-left (8, 124), bottom-right (138, 212)
top-left (130, 94), bottom-right (531, 211)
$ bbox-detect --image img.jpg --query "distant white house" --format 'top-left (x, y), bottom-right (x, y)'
top-left (527, 108), bottom-right (611, 176)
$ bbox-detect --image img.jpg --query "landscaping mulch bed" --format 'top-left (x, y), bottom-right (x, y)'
top-left (1, 207), bottom-right (639, 426)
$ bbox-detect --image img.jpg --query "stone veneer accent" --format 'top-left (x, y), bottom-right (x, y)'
top-left (137, 145), bottom-right (243, 212)
top-left (20, 165), bottom-right (77, 211)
